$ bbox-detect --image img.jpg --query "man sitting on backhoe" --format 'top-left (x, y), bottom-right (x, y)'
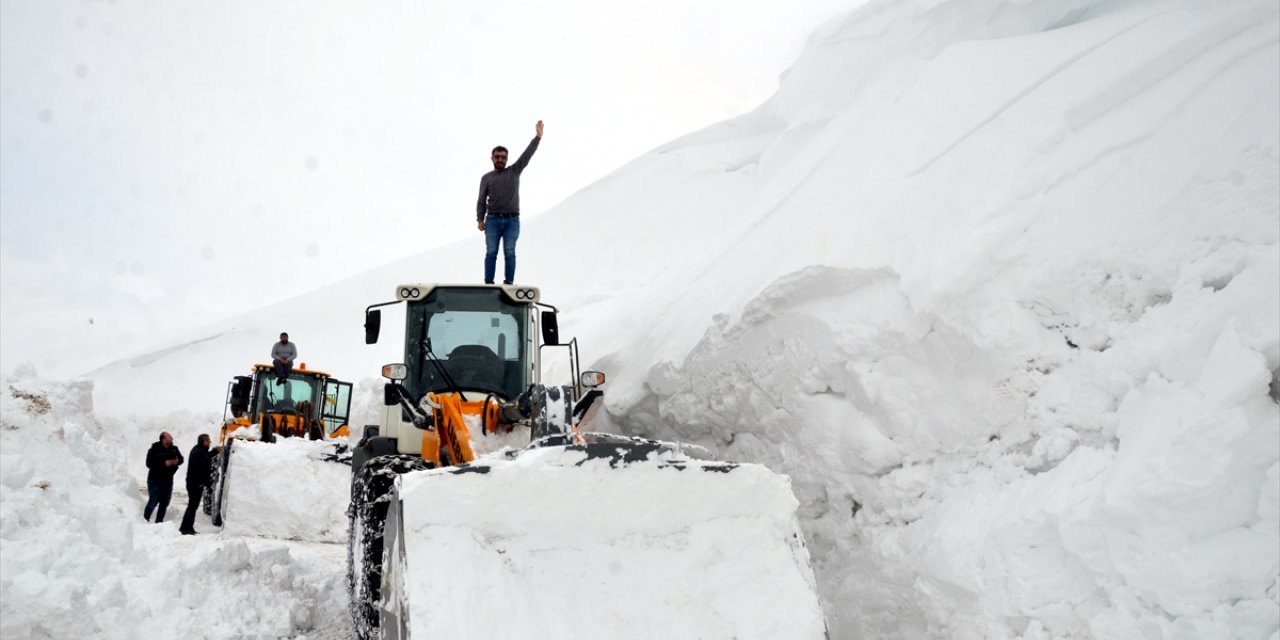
top-left (272, 332), bottom-right (297, 385)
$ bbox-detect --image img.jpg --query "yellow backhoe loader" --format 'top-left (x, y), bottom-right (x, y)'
top-left (205, 363), bottom-right (353, 528)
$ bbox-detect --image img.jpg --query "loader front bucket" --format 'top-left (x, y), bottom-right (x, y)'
top-left (382, 442), bottom-right (827, 639)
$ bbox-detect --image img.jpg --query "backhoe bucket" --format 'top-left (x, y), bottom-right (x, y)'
top-left (215, 437), bottom-right (352, 541)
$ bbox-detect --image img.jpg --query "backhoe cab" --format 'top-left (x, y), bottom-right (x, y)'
top-left (221, 364), bottom-right (353, 444)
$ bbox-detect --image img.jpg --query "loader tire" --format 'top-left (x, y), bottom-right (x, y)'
top-left (209, 440), bottom-right (234, 527)
top-left (348, 454), bottom-right (433, 640)
top-left (202, 448), bottom-right (223, 516)
top-left (350, 436), bottom-right (399, 483)
top-left (532, 384), bottom-right (574, 441)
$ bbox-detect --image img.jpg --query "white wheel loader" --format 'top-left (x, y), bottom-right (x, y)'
top-left (348, 284), bottom-right (827, 640)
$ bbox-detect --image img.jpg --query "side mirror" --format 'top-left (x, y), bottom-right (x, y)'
top-left (382, 364), bottom-right (408, 381)
top-left (541, 310), bottom-right (560, 346)
top-left (383, 383), bottom-right (398, 406)
top-left (365, 309), bottom-right (382, 345)
top-left (580, 371), bottom-right (606, 388)
top-left (362, 425), bottom-right (379, 439)
top-left (231, 376), bottom-right (252, 402)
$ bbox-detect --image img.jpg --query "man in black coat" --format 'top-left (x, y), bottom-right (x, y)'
top-left (179, 434), bottom-right (216, 535)
top-left (143, 431), bottom-right (183, 523)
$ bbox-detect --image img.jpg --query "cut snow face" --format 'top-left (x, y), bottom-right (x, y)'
top-left (392, 446), bottom-right (827, 639)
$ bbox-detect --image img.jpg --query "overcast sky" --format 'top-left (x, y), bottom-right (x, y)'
top-left (0, 0), bottom-right (852, 375)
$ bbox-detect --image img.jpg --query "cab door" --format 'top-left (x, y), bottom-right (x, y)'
top-left (322, 379), bottom-right (353, 438)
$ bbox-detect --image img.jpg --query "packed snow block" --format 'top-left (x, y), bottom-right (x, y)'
top-left (219, 438), bottom-right (350, 542)
top-left (394, 447), bottom-right (826, 639)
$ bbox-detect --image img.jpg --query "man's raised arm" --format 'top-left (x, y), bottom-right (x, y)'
top-left (511, 120), bottom-right (543, 171)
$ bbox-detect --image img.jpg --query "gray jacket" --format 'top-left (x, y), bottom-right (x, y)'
top-left (476, 136), bottom-right (540, 222)
top-left (272, 341), bottom-right (296, 362)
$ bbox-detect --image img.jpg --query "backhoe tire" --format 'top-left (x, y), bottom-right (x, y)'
top-left (348, 454), bottom-right (433, 640)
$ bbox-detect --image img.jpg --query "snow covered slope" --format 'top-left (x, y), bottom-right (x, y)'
top-left (62, 0), bottom-right (1280, 637)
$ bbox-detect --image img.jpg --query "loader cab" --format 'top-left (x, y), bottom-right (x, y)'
top-left (401, 286), bottom-right (534, 402)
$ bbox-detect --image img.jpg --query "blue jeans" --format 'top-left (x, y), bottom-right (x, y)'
top-left (484, 216), bottom-right (520, 284)
top-left (144, 479), bottom-right (174, 523)
top-left (273, 360), bottom-right (292, 380)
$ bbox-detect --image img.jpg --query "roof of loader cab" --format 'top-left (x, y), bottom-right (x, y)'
top-left (393, 283), bottom-right (541, 305)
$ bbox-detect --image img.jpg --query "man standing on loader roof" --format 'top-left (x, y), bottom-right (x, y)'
top-left (477, 120), bottom-right (543, 285)
top-left (272, 332), bottom-right (296, 385)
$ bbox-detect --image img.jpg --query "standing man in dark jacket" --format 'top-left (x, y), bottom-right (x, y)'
top-left (179, 434), bottom-right (215, 535)
top-left (143, 432), bottom-right (183, 523)
top-left (477, 120), bottom-right (543, 285)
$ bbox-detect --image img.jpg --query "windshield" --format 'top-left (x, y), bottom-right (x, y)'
top-left (404, 287), bottom-right (530, 400)
top-left (256, 374), bottom-right (321, 417)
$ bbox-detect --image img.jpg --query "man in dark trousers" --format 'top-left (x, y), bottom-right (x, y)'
top-left (272, 332), bottom-right (296, 385)
top-left (179, 434), bottom-right (216, 535)
top-left (143, 431), bottom-right (183, 523)
top-left (477, 120), bottom-right (543, 285)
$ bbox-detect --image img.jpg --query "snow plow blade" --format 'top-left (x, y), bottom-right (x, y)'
top-left (380, 441), bottom-right (828, 639)
top-left (213, 438), bottom-right (351, 542)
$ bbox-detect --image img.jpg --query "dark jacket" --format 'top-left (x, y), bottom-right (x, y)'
top-left (186, 443), bottom-right (212, 486)
top-left (476, 136), bottom-right (540, 221)
top-left (145, 442), bottom-right (184, 484)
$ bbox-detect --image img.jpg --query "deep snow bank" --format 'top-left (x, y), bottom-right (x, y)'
top-left (586, 0), bottom-right (1280, 636)
top-left (628, 255), bottom-right (1279, 638)
top-left (0, 373), bottom-right (349, 639)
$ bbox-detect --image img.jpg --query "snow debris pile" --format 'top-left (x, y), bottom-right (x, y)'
top-left (218, 438), bottom-right (351, 543)
top-left (0, 372), bottom-right (349, 639)
top-left (395, 446), bottom-right (827, 640)
top-left (633, 255), bottom-right (1280, 638)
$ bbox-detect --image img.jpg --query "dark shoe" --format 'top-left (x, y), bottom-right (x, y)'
top-left (503, 281), bottom-right (513, 285)
top-left (180, 528), bottom-right (197, 535)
